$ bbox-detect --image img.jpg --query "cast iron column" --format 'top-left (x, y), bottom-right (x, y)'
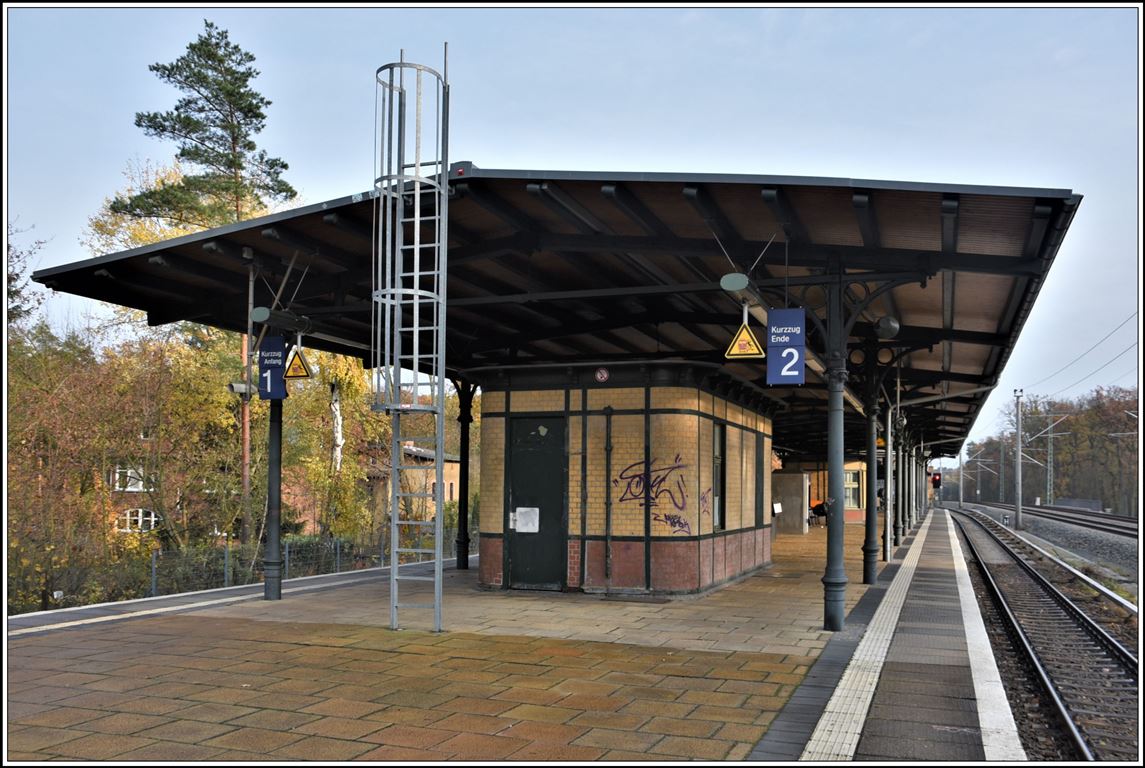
top-left (863, 398), bottom-right (879, 584)
top-left (884, 404), bottom-right (894, 558)
top-left (264, 398), bottom-right (283, 600)
top-left (823, 266), bottom-right (848, 631)
top-left (455, 380), bottom-right (475, 569)
top-left (894, 436), bottom-right (904, 544)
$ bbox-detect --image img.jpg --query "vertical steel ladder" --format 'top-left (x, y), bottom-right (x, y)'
top-left (372, 50), bottom-right (449, 631)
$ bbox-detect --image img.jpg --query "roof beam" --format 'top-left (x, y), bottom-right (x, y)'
top-left (529, 233), bottom-right (1043, 276)
top-left (850, 322), bottom-right (1004, 347)
top-left (147, 254), bottom-right (244, 292)
top-left (449, 281), bottom-right (724, 308)
top-left (941, 195), bottom-right (959, 253)
top-left (601, 183), bottom-right (671, 236)
top-left (761, 186), bottom-right (810, 243)
top-left (468, 309), bottom-right (735, 354)
top-left (683, 185), bottom-right (745, 265)
top-left (528, 182), bottom-right (607, 234)
top-left (852, 192), bottom-right (880, 248)
top-left (1023, 203), bottom-right (1053, 259)
top-left (321, 212), bottom-right (373, 244)
top-left (942, 269), bottom-right (955, 376)
top-left (260, 226), bottom-right (358, 271)
top-left (454, 182), bottom-right (537, 231)
top-left (449, 233), bottom-right (538, 266)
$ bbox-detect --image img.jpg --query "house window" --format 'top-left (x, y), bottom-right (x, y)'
top-left (713, 423), bottom-right (726, 531)
top-left (845, 470), bottom-right (861, 509)
top-left (449, 482), bottom-right (454, 501)
top-left (110, 466), bottom-right (155, 493)
top-left (117, 508), bottom-right (159, 533)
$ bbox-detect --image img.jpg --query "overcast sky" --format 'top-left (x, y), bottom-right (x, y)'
top-left (5, 5), bottom-right (1141, 454)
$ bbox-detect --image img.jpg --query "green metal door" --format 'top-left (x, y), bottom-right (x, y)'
top-left (507, 417), bottom-right (566, 590)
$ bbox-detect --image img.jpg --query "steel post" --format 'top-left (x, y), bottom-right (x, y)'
top-left (884, 403), bottom-right (894, 559)
top-left (455, 380), bottom-right (474, 569)
top-left (894, 436), bottom-right (904, 544)
top-left (823, 268), bottom-right (848, 631)
top-left (1015, 389), bottom-right (1024, 529)
top-left (863, 401), bottom-right (879, 584)
top-left (264, 398), bottom-right (283, 600)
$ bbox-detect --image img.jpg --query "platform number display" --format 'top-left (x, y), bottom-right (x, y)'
top-left (258, 336), bottom-right (288, 400)
top-left (766, 308), bottom-right (806, 386)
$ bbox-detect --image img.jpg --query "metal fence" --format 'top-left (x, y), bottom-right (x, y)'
top-left (145, 529), bottom-right (476, 598)
top-left (7, 529), bottom-right (480, 614)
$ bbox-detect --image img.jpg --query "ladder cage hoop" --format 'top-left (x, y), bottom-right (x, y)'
top-left (371, 51), bottom-right (449, 633)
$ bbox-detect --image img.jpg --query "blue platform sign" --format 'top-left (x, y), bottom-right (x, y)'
top-left (766, 308), bottom-right (806, 386)
top-left (258, 336), bottom-right (288, 400)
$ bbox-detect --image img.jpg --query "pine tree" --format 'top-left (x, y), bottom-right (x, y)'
top-left (110, 19), bottom-right (296, 225)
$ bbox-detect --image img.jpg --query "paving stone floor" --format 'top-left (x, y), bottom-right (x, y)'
top-left (7, 523), bottom-right (882, 761)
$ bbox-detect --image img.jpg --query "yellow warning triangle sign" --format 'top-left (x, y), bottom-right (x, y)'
top-left (283, 349), bottom-right (312, 379)
top-left (725, 323), bottom-right (766, 359)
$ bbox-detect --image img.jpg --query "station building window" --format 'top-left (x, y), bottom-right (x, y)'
top-left (117, 508), bottom-right (159, 533)
top-left (713, 423), bottom-right (726, 531)
top-left (844, 470), bottom-right (861, 509)
top-left (109, 466), bottom-right (155, 493)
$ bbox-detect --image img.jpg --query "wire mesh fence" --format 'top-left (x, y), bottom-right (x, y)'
top-left (8, 528), bottom-right (479, 614)
top-left (146, 528), bottom-right (476, 597)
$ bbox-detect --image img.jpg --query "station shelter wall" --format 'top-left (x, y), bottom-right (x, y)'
top-left (786, 460), bottom-right (870, 523)
top-left (477, 385), bottom-right (775, 593)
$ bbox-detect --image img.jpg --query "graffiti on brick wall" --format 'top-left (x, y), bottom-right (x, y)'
top-left (613, 454), bottom-right (692, 534)
top-left (699, 487), bottom-right (712, 520)
top-left (652, 511), bottom-right (691, 535)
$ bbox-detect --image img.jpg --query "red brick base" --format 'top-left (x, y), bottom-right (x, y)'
top-left (479, 528), bottom-right (773, 594)
top-left (478, 536), bottom-right (503, 587)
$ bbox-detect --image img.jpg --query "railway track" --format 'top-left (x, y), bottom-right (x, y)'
top-left (974, 501), bottom-right (1137, 537)
top-left (952, 509), bottom-right (1138, 761)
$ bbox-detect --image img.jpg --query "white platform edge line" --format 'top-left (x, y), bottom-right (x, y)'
top-left (5, 561), bottom-right (450, 638)
top-left (946, 508), bottom-right (1028, 761)
top-left (800, 513), bottom-right (935, 761)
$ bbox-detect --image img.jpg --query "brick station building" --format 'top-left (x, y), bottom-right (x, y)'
top-left (33, 162), bottom-right (1080, 604)
top-left (476, 365), bottom-right (774, 593)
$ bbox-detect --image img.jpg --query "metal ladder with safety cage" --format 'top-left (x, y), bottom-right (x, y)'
top-left (372, 49), bottom-right (449, 631)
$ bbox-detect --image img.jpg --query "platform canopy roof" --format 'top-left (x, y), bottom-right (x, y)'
top-left (34, 162), bottom-right (1081, 460)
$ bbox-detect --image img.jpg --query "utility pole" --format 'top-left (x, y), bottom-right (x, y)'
top-left (1014, 389), bottom-right (1023, 529)
top-left (999, 441), bottom-right (1005, 503)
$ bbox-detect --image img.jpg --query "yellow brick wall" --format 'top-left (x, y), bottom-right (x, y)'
top-left (698, 418), bottom-right (713, 535)
top-left (585, 414), bottom-right (606, 536)
top-left (763, 433), bottom-right (773, 524)
top-left (588, 387), bottom-right (645, 411)
top-left (726, 426), bottom-right (742, 530)
top-left (480, 417), bottom-right (505, 533)
top-left (648, 414), bottom-right (700, 537)
top-left (650, 387), bottom-right (699, 411)
top-left (481, 391), bottom-right (506, 413)
top-left (509, 389), bottom-right (565, 413)
top-left (609, 415), bottom-right (646, 536)
top-left (477, 385), bottom-right (774, 541)
top-left (568, 415), bottom-right (583, 533)
top-left (742, 430), bottom-right (756, 527)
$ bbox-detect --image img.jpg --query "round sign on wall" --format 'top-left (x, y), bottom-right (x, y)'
top-left (594, 367), bottom-right (609, 383)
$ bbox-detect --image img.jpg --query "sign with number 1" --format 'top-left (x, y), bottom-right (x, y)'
top-left (258, 336), bottom-right (288, 400)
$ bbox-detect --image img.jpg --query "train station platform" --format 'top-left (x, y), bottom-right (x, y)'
top-left (7, 510), bottom-right (1023, 762)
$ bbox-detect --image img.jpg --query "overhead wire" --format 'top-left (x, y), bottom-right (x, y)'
top-left (1025, 311), bottom-right (1137, 389)
top-left (1049, 341), bottom-right (1139, 397)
